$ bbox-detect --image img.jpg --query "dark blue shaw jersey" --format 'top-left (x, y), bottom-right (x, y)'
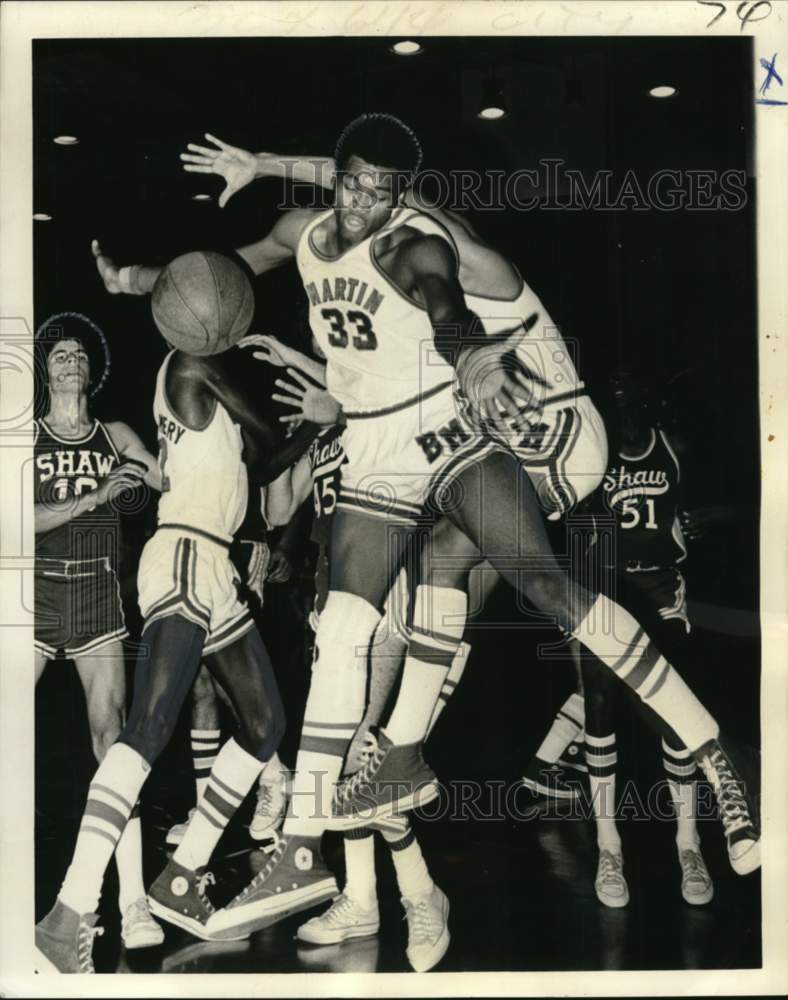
top-left (600, 428), bottom-right (687, 569)
top-left (307, 424), bottom-right (346, 545)
top-left (33, 418), bottom-right (122, 561)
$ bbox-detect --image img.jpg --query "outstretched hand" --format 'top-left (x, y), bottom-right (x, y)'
top-left (272, 369), bottom-right (341, 427)
top-left (91, 239), bottom-right (122, 294)
top-left (457, 324), bottom-right (544, 430)
top-left (239, 333), bottom-right (301, 369)
top-left (180, 133), bottom-right (260, 208)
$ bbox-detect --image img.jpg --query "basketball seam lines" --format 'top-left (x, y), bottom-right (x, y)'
top-left (204, 253), bottom-right (224, 347)
top-left (167, 269), bottom-right (211, 348)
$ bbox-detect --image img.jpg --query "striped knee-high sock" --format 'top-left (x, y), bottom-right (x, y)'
top-left (59, 743), bottom-right (150, 915)
top-left (425, 640), bottom-right (470, 736)
top-left (572, 594), bottom-right (718, 752)
top-left (535, 691), bottom-right (586, 765)
top-left (662, 738), bottom-right (699, 847)
top-left (174, 738), bottom-right (263, 871)
top-left (115, 803), bottom-right (146, 915)
top-left (191, 729), bottom-right (221, 805)
top-left (385, 585), bottom-right (468, 747)
top-left (283, 592), bottom-right (379, 839)
top-left (382, 821), bottom-right (434, 900)
top-left (585, 733), bottom-right (620, 850)
top-left (342, 828), bottom-right (377, 908)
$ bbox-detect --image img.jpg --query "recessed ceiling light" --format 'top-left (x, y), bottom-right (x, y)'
top-left (390, 40), bottom-right (423, 56)
top-left (53, 135), bottom-right (79, 145)
top-left (192, 193), bottom-right (212, 201)
top-left (649, 86), bottom-right (677, 98)
top-left (478, 106), bottom-right (507, 120)
top-left (33, 213), bottom-right (53, 221)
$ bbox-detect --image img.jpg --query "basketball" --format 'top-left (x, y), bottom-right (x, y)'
top-left (151, 251), bottom-right (254, 355)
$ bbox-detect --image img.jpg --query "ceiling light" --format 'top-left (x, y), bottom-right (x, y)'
top-left (192, 193), bottom-right (212, 201)
top-left (390, 40), bottom-right (423, 56)
top-left (53, 135), bottom-right (79, 145)
top-left (478, 75), bottom-right (507, 120)
top-left (649, 86), bottom-right (677, 98)
top-left (33, 213), bottom-right (53, 221)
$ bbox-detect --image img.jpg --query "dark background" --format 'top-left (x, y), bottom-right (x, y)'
top-left (33, 36), bottom-right (760, 973)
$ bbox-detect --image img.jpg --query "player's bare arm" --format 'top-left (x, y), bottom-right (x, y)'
top-left (397, 234), bottom-right (529, 423)
top-left (265, 452), bottom-right (313, 527)
top-left (105, 421), bottom-right (163, 491)
top-left (92, 209), bottom-right (316, 298)
top-left (34, 461), bottom-right (146, 534)
top-left (174, 352), bottom-right (318, 485)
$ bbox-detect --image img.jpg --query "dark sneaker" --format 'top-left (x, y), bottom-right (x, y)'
top-left (522, 757), bottom-right (583, 800)
top-left (558, 738), bottom-right (588, 775)
top-left (328, 731), bottom-right (439, 831)
top-left (205, 833), bottom-right (338, 940)
top-left (695, 737), bottom-right (760, 875)
top-left (148, 859), bottom-right (226, 941)
top-left (35, 898), bottom-right (103, 973)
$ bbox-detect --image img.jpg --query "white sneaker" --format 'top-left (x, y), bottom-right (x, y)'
top-left (296, 892), bottom-right (380, 945)
top-left (402, 884), bottom-right (450, 972)
top-left (677, 844), bottom-right (714, 905)
top-left (594, 849), bottom-right (629, 908)
top-left (165, 807), bottom-right (195, 846)
top-left (250, 768), bottom-right (287, 841)
top-left (121, 898), bottom-right (165, 949)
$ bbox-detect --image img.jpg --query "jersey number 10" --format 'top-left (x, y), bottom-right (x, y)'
top-left (321, 308), bottom-right (378, 351)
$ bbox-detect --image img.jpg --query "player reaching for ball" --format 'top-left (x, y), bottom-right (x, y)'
top-left (89, 116), bottom-right (758, 949)
top-left (35, 254), bottom-right (322, 973)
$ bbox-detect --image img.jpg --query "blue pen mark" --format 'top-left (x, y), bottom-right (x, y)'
top-left (756, 53), bottom-right (788, 105)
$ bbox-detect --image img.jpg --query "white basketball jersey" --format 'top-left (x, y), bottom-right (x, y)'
top-left (401, 211), bottom-right (584, 405)
top-left (296, 208), bottom-right (582, 416)
top-left (296, 208), bottom-right (457, 414)
top-left (153, 351), bottom-right (248, 542)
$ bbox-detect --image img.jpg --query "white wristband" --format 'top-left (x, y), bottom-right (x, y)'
top-left (118, 266), bottom-right (133, 294)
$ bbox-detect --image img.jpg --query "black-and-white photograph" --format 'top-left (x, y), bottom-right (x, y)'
top-left (1, 1), bottom-right (787, 993)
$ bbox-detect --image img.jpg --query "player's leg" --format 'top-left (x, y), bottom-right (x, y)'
top-left (581, 658), bottom-right (628, 908)
top-left (73, 643), bottom-right (164, 947)
top-left (206, 509), bottom-right (409, 941)
top-left (522, 641), bottom-right (587, 800)
top-left (35, 614), bottom-right (206, 972)
top-left (166, 664), bottom-right (223, 846)
top-left (636, 570), bottom-right (713, 904)
top-left (447, 451), bottom-right (758, 871)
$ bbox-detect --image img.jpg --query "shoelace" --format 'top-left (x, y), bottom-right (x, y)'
top-left (320, 894), bottom-right (357, 925)
top-left (77, 923), bottom-right (103, 973)
top-left (336, 736), bottom-right (386, 804)
top-left (123, 899), bottom-right (154, 929)
top-left (196, 870), bottom-right (216, 914)
top-left (403, 897), bottom-right (441, 945)
top-left (255, 784), bottom-right (273, 817)
top-left (237, 832), bottom-right (286, 900)
top-left (702, 750), bottom-right (751, 835)
top-left (597, 851), bottom-right (625, 887)
top-left (679, 849), bottom-right (709, 885)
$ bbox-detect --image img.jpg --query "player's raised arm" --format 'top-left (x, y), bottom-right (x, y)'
top-left (180, 133), bottom-right (336, 206)
top-left (198, 353), bottom-right (318, 485)
top-left (403, 234), bottom-right (535, 426)
top-left (92, 209), bottom-right (314, 299)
